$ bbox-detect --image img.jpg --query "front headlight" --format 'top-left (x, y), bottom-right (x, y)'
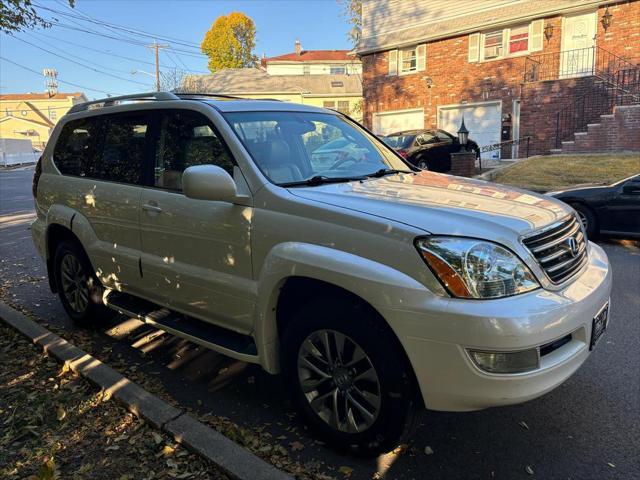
top-left (415, 237), bottom-right (539, 299)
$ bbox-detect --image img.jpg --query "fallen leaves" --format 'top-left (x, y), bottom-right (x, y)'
top-left (0, 324), bottom-right (226, 479)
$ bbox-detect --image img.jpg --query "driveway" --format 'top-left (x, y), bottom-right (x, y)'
top-left (1, 166), bottom-right (639, 479)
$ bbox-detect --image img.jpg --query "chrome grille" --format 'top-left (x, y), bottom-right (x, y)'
top-left (522, 215), bottom-right (588, 284)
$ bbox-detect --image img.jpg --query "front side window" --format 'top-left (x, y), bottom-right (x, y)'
top-left (483, 31), bottom-right (504, 59)
top-left (154, 110), bottom-right (234, 191)
top-left (400, 47), bottom-right (417, 73)
top-left (95, 113), bottom-right (150, 184)
top-left (224, 111), bottom-right (408, 186)
top-left (54, 117), bottom-right (101, 177)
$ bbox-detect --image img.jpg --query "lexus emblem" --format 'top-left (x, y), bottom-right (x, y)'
top-left (566, 237), bottom-right (579, 257)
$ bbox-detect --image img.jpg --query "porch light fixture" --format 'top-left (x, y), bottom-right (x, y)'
top-left (601, 7), bottom-right (612, 32)
top-left (544, 22), bottom-right (554, 41)
top-left (457, 116), bottom-right (469, 150)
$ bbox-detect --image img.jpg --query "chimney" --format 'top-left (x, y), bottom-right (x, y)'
top-left (294, 39), bottom-right (301, 56)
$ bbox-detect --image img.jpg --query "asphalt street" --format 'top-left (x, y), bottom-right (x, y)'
top-left (1, 166), bottom-right (639, 480)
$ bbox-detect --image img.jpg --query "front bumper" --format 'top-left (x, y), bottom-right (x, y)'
top-left (380, 242), bottom-right (612, 412)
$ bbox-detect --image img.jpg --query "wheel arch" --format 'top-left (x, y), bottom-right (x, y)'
top-left (254, 242), bottom-right (427, 406)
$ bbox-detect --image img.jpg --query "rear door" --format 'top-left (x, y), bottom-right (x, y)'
top-left (139, 109), bottom-right (254, 333)
top-left (52, 113), bottom-right (151, 290)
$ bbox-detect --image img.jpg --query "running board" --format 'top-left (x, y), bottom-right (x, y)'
top-left (104, 290), bottom-right (259, 363)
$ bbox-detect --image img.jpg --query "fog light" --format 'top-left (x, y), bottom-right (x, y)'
top-left (469, 349), bottom-right (539, 374)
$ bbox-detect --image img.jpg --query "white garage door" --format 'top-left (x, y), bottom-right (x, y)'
top-left (438, 102), bottom-right (501, 160)
top-left (373, 109), bottom-right (424, 136)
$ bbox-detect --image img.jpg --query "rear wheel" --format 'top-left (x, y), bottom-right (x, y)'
top-left (282, 298), bottom-right (418, 456)
top-left (54, 241), bottom-right (108, 326)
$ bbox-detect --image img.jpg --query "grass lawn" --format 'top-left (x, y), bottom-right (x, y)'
top-left (490, 154), bottom-right (640, 192)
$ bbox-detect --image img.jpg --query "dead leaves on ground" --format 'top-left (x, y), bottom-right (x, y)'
top-left (0, 324), bottom-right (226, 479)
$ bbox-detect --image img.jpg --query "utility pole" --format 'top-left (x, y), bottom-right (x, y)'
top-left (148, 40), bottom-right (168, 91)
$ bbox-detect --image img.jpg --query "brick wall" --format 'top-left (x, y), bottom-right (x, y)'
top-left (361, 1), bottom-right (640, 157)
top-left (598, 1), bottom-right (640, 64)
top-left (560, 104), bottom-right (640, 153)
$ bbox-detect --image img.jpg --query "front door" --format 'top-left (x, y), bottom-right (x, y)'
top-left (561, 12), bottom-right (597, 78)
top-left (139, 109), bottom-right (254, 333)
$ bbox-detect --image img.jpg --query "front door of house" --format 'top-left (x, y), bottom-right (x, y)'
top-left (561, 12), bottom-right (597, 78)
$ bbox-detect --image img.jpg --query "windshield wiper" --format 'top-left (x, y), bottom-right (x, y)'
top-left (366, 168), bottom-right (414, 178)
top-left (280, 175), bottom-right (366, 187)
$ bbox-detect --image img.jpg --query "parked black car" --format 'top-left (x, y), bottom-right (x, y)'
top-left (549, 174), bottom-right (640, 238)
top-left (381, 129), bottom-right (480, 172)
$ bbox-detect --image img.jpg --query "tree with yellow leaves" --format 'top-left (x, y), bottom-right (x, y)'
top-left (201, 12), bottom-right (258, 73)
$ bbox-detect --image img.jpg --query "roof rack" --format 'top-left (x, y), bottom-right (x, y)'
top-left (174, 92), bottom-right (244, 100)
top-left (68, 91), bottom-right (179, 114)
top-left (175, 92), bottom-right (282, 102)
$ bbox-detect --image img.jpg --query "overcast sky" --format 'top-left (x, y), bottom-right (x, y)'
top-left (0, 0), bottom-right (352, 99)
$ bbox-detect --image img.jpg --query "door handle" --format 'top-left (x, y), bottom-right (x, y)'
top-left (142, 203), bottom-right (162, 214)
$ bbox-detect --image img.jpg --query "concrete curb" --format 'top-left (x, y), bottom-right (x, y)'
top-left (0, 302), bottom-right (293, 480)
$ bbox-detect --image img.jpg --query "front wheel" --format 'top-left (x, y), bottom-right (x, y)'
top-left (54, 241), bottom-right (108, 326)
top-left (571, 203), bottom-right (598, 238)
top-left (282, 298), bottom-right (418, 456)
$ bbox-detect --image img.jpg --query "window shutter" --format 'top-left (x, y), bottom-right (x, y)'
top-left (388, 49), bottom-right (398, 76)
top-left (468, 33), bottom-right (480, 62)
top-left (416, 44), bottom-right (426, 71)
top-left (529, 19), bottom-right (544, 52)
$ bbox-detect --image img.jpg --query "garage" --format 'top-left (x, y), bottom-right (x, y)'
top-left (438, 102), bottom-right (502, 160)
top-left (372, 108), bottom-right (424, 136)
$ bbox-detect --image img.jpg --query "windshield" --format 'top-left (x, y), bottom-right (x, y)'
top-left (382, 134), bottom-right (415, 149)
top-left (224, 111), bottom-right (410, 186)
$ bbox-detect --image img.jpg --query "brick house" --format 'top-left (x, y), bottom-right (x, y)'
top-left (356, 0), bottom-right (640, 160)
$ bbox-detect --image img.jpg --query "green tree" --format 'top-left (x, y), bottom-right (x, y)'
top-left (201, 12), bottom-right (258, 73)
top-left (338, 0), bottom-right (362, 45)
top-left (0, 0), bottom-right (75, 34)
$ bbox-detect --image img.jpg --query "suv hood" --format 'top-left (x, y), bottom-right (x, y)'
top-left (288, 171), bottom-right (571, 238)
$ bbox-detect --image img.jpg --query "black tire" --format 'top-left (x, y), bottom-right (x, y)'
top-left (281, 297), bottom-right (418, 456)
top-left (571, 203), bottom-right (598, 238)
top-left (53, 240), bottom-right (108, 326)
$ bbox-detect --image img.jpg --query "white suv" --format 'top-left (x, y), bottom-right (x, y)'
top-left (32, 92), bottom-right (612, 454)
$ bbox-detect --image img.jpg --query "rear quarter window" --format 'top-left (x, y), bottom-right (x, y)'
top-left (53, 117), bottom-right (102, 177)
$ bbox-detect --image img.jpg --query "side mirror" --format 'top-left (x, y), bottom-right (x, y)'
top-left (182, 165), bottom-right (237, 202)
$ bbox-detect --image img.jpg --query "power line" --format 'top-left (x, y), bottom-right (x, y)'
top-left (49, 21), bottom-right (209, 59)
top-left (11, 36), bottom-right (152, 87)
top-left (34, 3), bottom-right (204, 51)
top-left (21, 32), bottom-right (137, 76)
top-left (0, 56), bottom-right (120, 95)
top-left (27, 30), bottom-right (209, 74)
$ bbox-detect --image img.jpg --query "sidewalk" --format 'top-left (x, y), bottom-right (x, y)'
top-left (0, 302), bottom-right (293, 480)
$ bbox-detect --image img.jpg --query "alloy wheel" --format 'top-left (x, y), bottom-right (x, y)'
top-left (297, 329), bottom-right (381, 433)
top-left (60, 253), bottom-right (89, 313)
top-left (576, 210), bottom-right (589, 232)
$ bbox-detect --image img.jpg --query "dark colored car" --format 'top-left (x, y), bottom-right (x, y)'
top-left (381, 129), bottom-right (480, 172)
top-left (549, 174), bottom-right (640, 238)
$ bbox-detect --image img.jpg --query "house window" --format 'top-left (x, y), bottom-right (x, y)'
top-left (323, 101), bottom-right (336, 109)
top-left (483, 31), bottom-right (504, 59)
top-left (509, 25), bottom-right (529, 54)
top-left (337, 101), bottom-right (350, 114)
top-left (400, 47), bottom-right (417, 73)
top-left (330, 65), bottom-right (346, 75)
top-left (49, 108), bottom-right (57, 121)
top-left (303, 64), bottom-right (310, 75)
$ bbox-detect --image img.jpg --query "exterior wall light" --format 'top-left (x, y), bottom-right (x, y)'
top-left (544, 22), bottom-right (554, 41)
top-left (601, 7), bottom-right (612, 32)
